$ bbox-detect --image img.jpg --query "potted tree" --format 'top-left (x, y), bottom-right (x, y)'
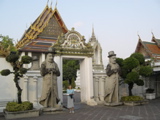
top-left (0, 51), bottom-right (39, 119)
top-left (117, 53), bottom-right (153, 105)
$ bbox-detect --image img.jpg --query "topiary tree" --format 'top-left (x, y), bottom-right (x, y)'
top-left (117, 53), bottom-right (153, 96)
top-left (0, 51), bottom-right (32, 104)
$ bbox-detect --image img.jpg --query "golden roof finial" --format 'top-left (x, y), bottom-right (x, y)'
top-left (55, 0), bottom-right (58, 8)
top-left (50, 0), bottom-right (53, 8)
top-left (137, 31), bottom-right (141, 40)
top-left (47, 0), bottom-right (49, 6)
top-left (151, 31), bottom-right (155, 38)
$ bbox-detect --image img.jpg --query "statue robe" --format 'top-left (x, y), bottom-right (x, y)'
top-left (39, 60), bottom-right (60, 107)
top-left (104, 63), bottom-right (120, 103)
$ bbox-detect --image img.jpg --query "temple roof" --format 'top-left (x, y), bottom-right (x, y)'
top-left (135, 34), bottom-right (160, 60)
top-left (16, 5), bottom-right (68, 52)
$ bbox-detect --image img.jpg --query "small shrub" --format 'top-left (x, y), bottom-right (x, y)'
top-left (121, 96), bottom-right (144, 102)
top-left (0, 69), bottom-right (11, 76)
top-left (146, 88), bottom-right (154, 93)
top-left (6, 101), bottom-right (33, 112)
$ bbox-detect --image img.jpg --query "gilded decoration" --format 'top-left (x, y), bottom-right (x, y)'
top-left (53, 28), bottom-right (93, 56)
top-left (16, 5), bottom-right (68, 49)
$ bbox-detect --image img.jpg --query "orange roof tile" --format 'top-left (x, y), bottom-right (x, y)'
top-left (144, 42), bottom-right (160, 55)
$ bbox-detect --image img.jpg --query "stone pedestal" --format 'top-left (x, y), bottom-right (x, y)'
top-left (104, 102), bottom-right (123, 107)
top-left (42, 105), bottom-right (63, 114)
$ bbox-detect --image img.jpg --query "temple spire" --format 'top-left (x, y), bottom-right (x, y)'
top-left (92, 24), bottom-right (95, 38)
top-left (89, 25), bottom-right (97, 42)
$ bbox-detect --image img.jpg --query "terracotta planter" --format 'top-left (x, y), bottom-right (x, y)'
top-left (3, 109), bottom-right (39, 119)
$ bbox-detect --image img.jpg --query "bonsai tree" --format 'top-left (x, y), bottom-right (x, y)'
top-left (117, 53), bottom-right (153, 96)
top-left (0, 51), bottom-right (32, 104)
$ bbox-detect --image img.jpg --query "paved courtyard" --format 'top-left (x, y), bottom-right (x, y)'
top-left (0, 92), bottom-right (160, 120)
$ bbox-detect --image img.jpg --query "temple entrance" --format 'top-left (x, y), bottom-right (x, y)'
top-left (55, 55), bottom-right (96, 105)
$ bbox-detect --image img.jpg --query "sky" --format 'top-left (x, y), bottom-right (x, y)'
top-left (0, 0), bottom-right (160, 67)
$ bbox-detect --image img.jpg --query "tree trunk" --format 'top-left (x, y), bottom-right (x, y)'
top-left (15, 77), bottom-right (22, 104)
top-left (128, 83), bottom-right (134, 96)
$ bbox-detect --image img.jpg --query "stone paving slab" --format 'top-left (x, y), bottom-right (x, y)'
top-left (0, 93), bottom-right (160, 120)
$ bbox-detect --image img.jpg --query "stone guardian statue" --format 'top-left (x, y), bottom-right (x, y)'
top-left (39, 48), bottom-right (60, 108)
top-left (104, 51), bottom-right (121, 106)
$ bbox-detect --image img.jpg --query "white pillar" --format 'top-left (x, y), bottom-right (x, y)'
top-left (33, 75), bottom-right (38, 106)
top-left (94, 76), bottom-right (99, 102)
top-left (100, 76), bottom-right (105, 101)
top-left (54, 55), bottom-right (63, 103)
top-left (28, 52), bottom-right (32, 68)
top-left (23, 75), bottom-right (28, 101)
top-left (83, 57), bottom-right (97, 106)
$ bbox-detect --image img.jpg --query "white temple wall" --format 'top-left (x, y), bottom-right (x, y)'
top-left (0, 57), bottom-right (17, 112)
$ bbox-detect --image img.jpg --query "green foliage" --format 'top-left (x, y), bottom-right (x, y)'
top-left (121, 96), bottom-right (144, 102)
top-left (71, 77), bottom-right (76, 88)
top-left (123, 57), bottom-right (139, 71)
top-left (139, 66), bottom-right (153, 77)
top-left (0, 35), bottom-right (16, 51)
top-left (125, 72), bottom-right (139, 83)
top-left (6, 101), bottom-right (33, 112)
top-left (21, 56), bottom-right (32, 64)
top-left (118, 53), bottom-right (153, 96)
top-left (135, 79), bottom-right (144, 86)
top-left (19, 68), bottom-right (28, 74)
top-left (0, 69), bottom-right (11, 76)
top-left (130, 53), bottom-right (145, 65)
top-left (6, 53), bottom-right (19, 63)
top-left (63, 60), bottom-right (79, 82)
top-left (63, 80), bottom-right (69, 90)
top-left (116, 58), bottom-right (124, 67)
top-left (146, 88), bottom-right (154, 93)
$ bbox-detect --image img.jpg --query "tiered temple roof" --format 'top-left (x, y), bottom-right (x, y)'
top-left (135, 33), bottom-right (160, 60)
top-left (16, 5), bottom-right (68, 52)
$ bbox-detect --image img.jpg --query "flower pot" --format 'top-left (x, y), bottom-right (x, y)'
top-left (3, 109), bottom-right (39, 119)
top-left (146, 93), bottom-right (156, 100)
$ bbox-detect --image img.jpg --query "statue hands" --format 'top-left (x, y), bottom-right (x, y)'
top-left (113, 69), bottom-right (118, 73)
top-left (48, 68), bottom-right (56, 74)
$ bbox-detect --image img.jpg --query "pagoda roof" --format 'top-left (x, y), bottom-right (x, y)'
top-left (16, 5), bottom-right (68, 52)
top-left (135, 35), bottom-right (160, 60)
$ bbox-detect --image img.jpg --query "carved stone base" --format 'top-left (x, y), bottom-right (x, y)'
top-left (42, 105), bottom-right (63, 114)
top-left (104, 102), bottom-right (123, 107)
top-left (86, 99), bottom-right (97, 106)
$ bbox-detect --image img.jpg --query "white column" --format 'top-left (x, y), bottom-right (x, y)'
top-left (84, 57), bottom-right (97, 106)
top-left (33, 75), bottom-right (38, 106)
top-left (40, 53), bottom-right (45, 67)
top-left (54, 55), bottom-right (63, 103)
top-left (94, 76), bottom-right (99, 102)
top-left (28, 52), bottom-right (32, 68)
top-left (23, 75), bottom-right (28, 101)
top-left (100, 76), bottom-right (105, 101)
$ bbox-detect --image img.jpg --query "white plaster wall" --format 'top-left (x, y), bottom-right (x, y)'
top-left (0, 57), bottom-right (17, 112)
top-left (0, 57), bottom-right (16, 101)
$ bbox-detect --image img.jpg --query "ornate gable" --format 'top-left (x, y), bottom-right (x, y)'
top-left (53, 28), bottom-right (93, 56)
top-left (16, 5), bottom-right (68, 50)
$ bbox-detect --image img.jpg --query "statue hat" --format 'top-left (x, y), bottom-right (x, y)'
top-left (46, 47), bottom-right (57, 54)
top-left (108, 51), bottom-right (116, 57)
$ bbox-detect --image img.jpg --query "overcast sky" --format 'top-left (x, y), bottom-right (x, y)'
top-left (0, 0), bottom-right (160, 66)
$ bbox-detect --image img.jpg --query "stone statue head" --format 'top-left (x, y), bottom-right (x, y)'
top-left (108, 51), bottom-right (117, 64)
top-left (46, 53), bottom-right (54, 63)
